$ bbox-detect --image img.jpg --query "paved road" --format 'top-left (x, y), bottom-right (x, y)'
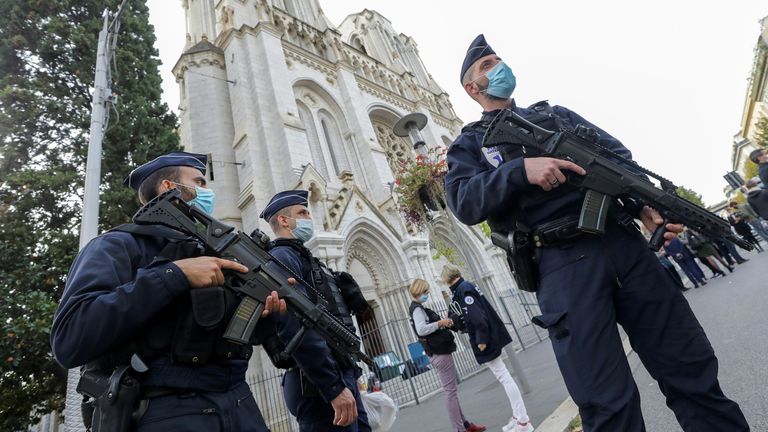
top-left (394, 249), bottom-right (767, 431)
top-left (391, 338), bottom-right (569, 432)
top-left (634, 249), bottom-right (768, 431)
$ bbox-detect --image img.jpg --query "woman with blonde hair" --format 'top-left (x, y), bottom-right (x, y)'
top-left (441, 265), bottom-right (533, 432)
top-left (408, 278), bottom-right (486, 432)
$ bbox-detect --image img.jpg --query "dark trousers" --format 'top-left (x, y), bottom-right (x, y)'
top-left (697, 256), bottom-right (724, 276)
top-left (723, 240), bottom-right (748, 262)
top-left (534, 223), bottom-right (748, 432)
top-left (673, 257), bottom-right (707, 286)
top-left (283, 368), bottom-right (371, 432)
top-left (136, 381), bottom-right (268, 431)
top-left (716, 241), bottom-right (747, 265)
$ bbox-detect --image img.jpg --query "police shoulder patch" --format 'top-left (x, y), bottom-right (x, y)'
top-left (464, 295), bottom-right (474, 305)
top-left (482, 146), bottom-right (502, 168)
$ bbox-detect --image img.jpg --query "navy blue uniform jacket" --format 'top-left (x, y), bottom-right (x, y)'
top-left (664, 237), bottom-right (694, 260)
top-left (759, 164), bottom-right (768, 187)
top-left (444, 101), bottom-right (633, 227)
top-left (50, 229), bottom-right (248, 389)
top-left (451, 278), bottom-right (511, 364)
top-left (267, 244), bottom-right (348, 403)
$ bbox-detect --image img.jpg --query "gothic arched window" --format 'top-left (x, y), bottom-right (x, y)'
top-left (297, 101), bottom-right (329, 180)
top-left (372, 120), bottom-right (413, 174)
top-left (283, 0), bottom-right (297, 16)
top-left (318, 110), bottom-right (349, 176)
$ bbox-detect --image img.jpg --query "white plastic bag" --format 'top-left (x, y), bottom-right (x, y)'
top-left (361, 391), bottom-right (398, 432)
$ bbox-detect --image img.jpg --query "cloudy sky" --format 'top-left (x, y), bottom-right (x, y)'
top-left (146, 0), bottom-right (767, 206)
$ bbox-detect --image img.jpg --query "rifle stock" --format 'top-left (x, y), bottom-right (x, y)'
top-left (132, 190), bottom-right (374, 368)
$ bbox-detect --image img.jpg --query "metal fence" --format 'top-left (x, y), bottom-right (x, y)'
top-left (248, 294), bottom-right (548, 431)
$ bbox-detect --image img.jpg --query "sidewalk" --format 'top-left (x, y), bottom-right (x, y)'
top-left (391, 339), bottom-right (569, 431)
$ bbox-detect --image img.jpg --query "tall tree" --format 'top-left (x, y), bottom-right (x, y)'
top-left (676, 185), bottom-right (706, 208)
top-left (754, 115), bottom-right (768, 149)
top-left (0, 0), bottom-right (180, 429)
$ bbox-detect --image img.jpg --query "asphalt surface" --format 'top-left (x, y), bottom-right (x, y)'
top-left (634, 249), bottom-right (768, 431)
top-left (394, 249), bottom-right (767, 432)
top-left (391, 339), bottom-right (569, 432)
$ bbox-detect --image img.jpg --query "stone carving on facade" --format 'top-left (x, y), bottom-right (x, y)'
top-left (219, 6), bottom-right (234, 32)
top-left (325, 170), bottom-right (355, 230)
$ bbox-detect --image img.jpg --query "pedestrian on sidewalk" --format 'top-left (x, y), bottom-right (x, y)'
top-left (684, 229), bottom-right (731, 277)
top-left (664, 237), bottom-right (708, 288)
top-left (441, 265), bottom-right (533, 432)
top-left (727, 204), bottom-right (765, 252)
top-left (731, 194), bottom-right (768, 243)
top-left (408, 279), bottom-right (487, 432)
top-left (713, 239), bottom-right (748, 266)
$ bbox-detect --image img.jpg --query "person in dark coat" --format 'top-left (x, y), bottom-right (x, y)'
top-left (749, 148), bottom-right (768, 189)
top-left (51, 152), bottom-right (287, 431)
top-left (444, 34), bottom-right (748, 432)
top-left (261, 190), bottom-right (370, 432)
top-left (745, 178), bottom-right (768, 220)
top-left (683, 230), bottom-right (731, 277)
top-left (713, 238), bottom-right (748, 266)
top-left (441, 265), bottom-right (532, 432)
top-left (727, 204), bottom-right (765, 252)
top-left (664, 237), bottom-right (707, 288)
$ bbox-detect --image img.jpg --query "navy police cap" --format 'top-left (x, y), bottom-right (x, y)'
top-left (123, 151), bottom-right (207, 191)
top-left (460, 34), bottom-right (496, 84)
top-left (260, 190), bottom-right (309, 221)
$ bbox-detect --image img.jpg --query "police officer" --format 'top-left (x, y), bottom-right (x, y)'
top-left (445, 35), bottom-right (749, 431)
top-left (749, 148), bottom-right (768, 186)
top-left (51, 152), bottom-right (287, 432)
top-left (664, 237), bottom-right (708, 288)
top-left (260, 190), bottom-right (370, 432)
top-left (440, 265), bottom-right (531, 432)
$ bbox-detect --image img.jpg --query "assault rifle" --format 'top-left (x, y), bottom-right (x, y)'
top-left (483, 110), bottom-right (753, 251)
top-left (133, 189), bottom-right (374, 368)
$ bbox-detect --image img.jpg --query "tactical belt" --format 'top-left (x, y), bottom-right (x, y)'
top-left (140, 386), bottom-right (192, 399)
top-left (531, 209), bottom-right (639, 248)
top-left (531, 215), bottom-right (584, 248)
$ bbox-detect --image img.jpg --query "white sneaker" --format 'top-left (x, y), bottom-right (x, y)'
top-left (501, 418), bottom-right (534, 432)
top-left (501, 418), bottom-right (516, 432)
top-left (514, 421), bottom-right (534, 432)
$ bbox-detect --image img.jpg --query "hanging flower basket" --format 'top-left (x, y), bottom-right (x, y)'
top-left (393, 147), bottom-right (447, 227)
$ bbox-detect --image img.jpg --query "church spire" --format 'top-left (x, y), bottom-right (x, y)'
top-left (182, 0), bottom-right (217, 48)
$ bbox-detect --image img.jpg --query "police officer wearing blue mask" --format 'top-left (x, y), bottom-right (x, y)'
top-left (446, 35), bottom-right (749, 432)
top-left (51, 151), bottom-right (287, 432)
top-left (260, 190), bottom-right (371, 432)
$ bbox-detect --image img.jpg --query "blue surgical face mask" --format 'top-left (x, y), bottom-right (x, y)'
top-left (482, 61), bottom-right (516, 99)
top-left (190, 186), bottom-right (215, 215)
top-left (289, 217), bottom-right (315, 243)
top-left (418, 294), bottom-right (429, 303)
top-left (171, 182), bottom-right (216, 214)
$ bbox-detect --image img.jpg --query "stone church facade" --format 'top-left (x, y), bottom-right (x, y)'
top-left (171, 0), bottom-right (537, 380)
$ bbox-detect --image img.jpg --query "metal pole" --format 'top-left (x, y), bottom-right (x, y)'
top-left (390, 318), bottom-right (420, 404)
top-left (498, 290), bottom-right (527, 351)
top-left (504, 345), bottom-right (532, 394)
top-left (66, 10), bottom-right (113, 431)
top-left (78, 11), bottom-right (110, 249)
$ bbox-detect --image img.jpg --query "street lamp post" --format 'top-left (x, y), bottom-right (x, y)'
top-left (393, 112), bottom-right (428, 157)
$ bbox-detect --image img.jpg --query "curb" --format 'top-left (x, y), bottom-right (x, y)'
top-left (534, 336), bottom-right (635, 432)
